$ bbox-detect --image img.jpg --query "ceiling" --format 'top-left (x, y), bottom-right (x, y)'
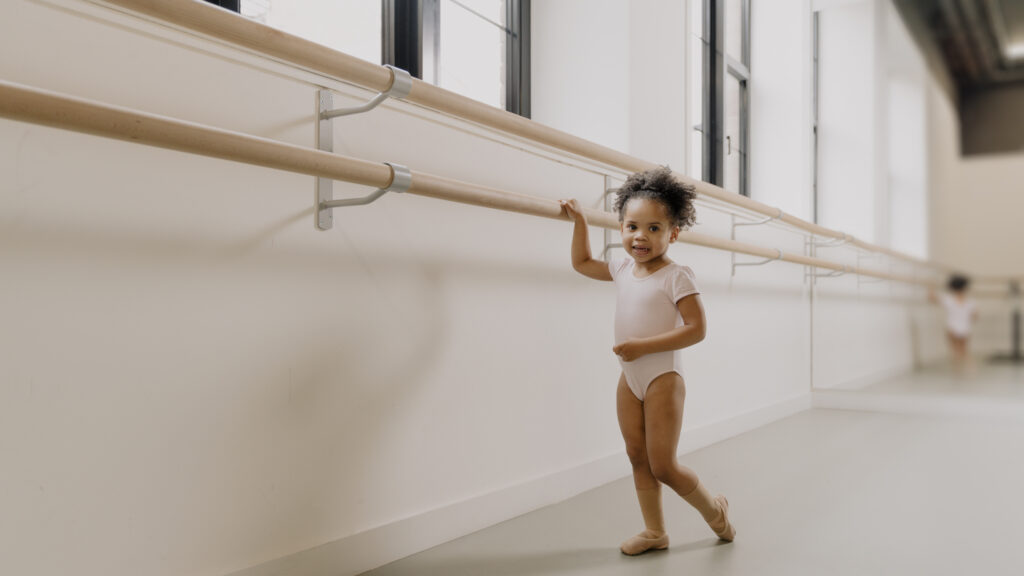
top-left (902, 0), bottom-right (1024, 94)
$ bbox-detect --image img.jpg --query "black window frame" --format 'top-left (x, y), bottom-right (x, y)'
top-left (204, 0), bottom-right (240, 11)
top-left (385, 0), bottom-right (531, 117)
top-left (703, 0), bottom-right (750, 197)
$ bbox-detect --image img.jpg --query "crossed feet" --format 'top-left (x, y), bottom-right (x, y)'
top-left (619, 494), bottom-right (735, 556)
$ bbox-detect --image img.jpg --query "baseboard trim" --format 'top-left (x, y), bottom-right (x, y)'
top-left (228, 392), bottom-right (811, 576)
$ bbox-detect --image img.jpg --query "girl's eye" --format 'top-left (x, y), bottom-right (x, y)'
top-left (627, 225), bottom-right (637, 230)
top-left (650, 227), bottom-right (659, 232)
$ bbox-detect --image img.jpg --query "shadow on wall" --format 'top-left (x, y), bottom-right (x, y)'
top-left (2, 207), bottom-right (598, 570)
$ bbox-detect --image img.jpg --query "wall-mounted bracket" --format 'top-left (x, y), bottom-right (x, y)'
top-left (806, 266), bottom-right (849, 283)
top-left (315, 66), bottom-right (413, 231)
top-left (316, 162), bottom-right (412, 231)
top-left (731, 208), bottom-right (783, 237)
top-left (319, 65), bottom-right (413, 120)
top-left (601, 175), bottom-right (624, 261)
top-left (730, 210), bottom-right (784, 277)
top-left (602, 241), bottom-right (623, 261)
top-left (732, 249), bottom-right (783, 277)
top-left (810, 233), bottom-right (850, 249)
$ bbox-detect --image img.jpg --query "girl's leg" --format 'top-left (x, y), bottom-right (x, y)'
top-left (644, 372), bottom-right (735, 541)
top-left (947, 333), bottom-right (968, 370)
top-left (616, 374), bottom-right (668, 555)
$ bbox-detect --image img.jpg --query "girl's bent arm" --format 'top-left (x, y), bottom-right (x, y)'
top-left (561, 199), bottom-right (612, 281)
top-left (613, 294), bottom-right (706, 360)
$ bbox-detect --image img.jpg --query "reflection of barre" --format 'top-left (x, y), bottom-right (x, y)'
top-left (0, 79), bottom-right (933, 287)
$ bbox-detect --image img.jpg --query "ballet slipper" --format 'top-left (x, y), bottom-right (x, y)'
top-left (681, 482), bottom-right (736, 541)
top-left (620, 531), bottom-right (669, 555)
top-left (710, 495), bottom-right (736, 541)
top-left (621, 487), bottom-right (670, 555)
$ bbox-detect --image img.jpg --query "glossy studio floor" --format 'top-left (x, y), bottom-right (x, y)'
top-left (363, 362), bottom-right (1024, 575)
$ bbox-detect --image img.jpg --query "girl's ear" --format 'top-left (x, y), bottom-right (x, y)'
top-left (670, 226), bottom-right (680, 243)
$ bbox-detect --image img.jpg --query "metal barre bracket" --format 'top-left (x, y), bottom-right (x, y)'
top-left (732, 208), bottom-right (783, 233)
top-left (806, 266), bottom-right (849, 282)
top-left (810, 233), bottom-right (850, 248)
top-left (315, 66), bottom-right (413, 231)
top-left (601, 176), bottom-right (624, 260)
top-left (316, 162), bottom-right (412, 231)
top-left (318, 65), bottom-right (413, 120)
top-left (730, 211), bottom-right (784, 277)
top-left (732, 249), bottom-right (783, 277)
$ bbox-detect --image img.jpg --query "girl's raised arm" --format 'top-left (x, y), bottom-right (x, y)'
top-left (561, 199), bottom-right (613, 281)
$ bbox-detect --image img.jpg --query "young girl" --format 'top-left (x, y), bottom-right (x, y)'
top-left (560, 166), bottom-right (734, 556)
top-left (930, 274), bottom-right (977, 370)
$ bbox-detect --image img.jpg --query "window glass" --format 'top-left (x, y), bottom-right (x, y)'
top-left (690, 0), bottom-right (705, 178)
top-left (439, 0), bottom-right (507, 109)
top-left (241, 0), bottom-right (382, 65)
top-left (725, 0), bottom-right (743, 62)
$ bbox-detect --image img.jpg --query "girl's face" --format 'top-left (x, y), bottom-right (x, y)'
top-left (620, 197), bottom-right (679, 263)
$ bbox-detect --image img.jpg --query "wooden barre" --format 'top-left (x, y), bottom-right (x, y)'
top-left (98, 0), bottom-right (942, 273)
top-left (0, 76), bottom-right (932, 291)
top-left (0, 79), bottom-right (932, 285)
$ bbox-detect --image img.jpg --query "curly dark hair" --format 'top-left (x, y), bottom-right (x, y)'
top-left (613, 166), bottom-right (697, 229)
top-left (948, 274), bottom-right (970, 292)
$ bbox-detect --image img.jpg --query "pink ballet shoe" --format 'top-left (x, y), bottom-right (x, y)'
top-left (711, 495), bottom-right (736, 541)
top-left (620, 532), bottom-right (669, 556)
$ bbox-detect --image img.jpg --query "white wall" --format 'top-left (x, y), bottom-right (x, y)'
top-left (931, 149), bottom-right (1024, 278)
top-left (0, 1), bottom-right (933, 575)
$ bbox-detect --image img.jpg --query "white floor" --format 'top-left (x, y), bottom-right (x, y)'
top-left (361, 362), bottom-right (1024, 575)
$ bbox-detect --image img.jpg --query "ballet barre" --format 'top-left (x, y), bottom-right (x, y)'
top-left (98, 0), bottom-right (941, 273)
top-left (0, 79), bottom-right (934, 287)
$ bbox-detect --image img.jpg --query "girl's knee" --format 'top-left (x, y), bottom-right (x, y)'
top-left (648, 456), bottom-right (676, 484)
top-left (625, 443), bottom-right (648, 468)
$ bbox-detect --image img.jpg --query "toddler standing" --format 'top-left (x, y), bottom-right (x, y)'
top-left (560, 166), bottom-right (734, 555)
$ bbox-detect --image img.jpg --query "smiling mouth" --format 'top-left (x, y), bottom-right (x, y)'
top-left (632, 245), bottom-right (651, 257)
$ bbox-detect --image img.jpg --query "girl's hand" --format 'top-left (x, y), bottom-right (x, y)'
top-left (613, 340), bottom-right (646, 362)
top-left (559, 199), bottom-right (587, 223)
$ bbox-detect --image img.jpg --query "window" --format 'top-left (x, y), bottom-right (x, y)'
top-left (699, 0), bottom-right (749, 196)
top-left (386, 0), bottom-right (531, 116)
top-left (689, 0), bottom-right (705, 179)
top-left (238, 1), bottom-right (382, 64)
top-left (227, 1), bottom-right (529, 116)
top-left (206, 0), bottom-right (240, 11)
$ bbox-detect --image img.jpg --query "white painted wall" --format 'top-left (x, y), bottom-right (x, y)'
top-left (0, 0), bottom-right (937, 575)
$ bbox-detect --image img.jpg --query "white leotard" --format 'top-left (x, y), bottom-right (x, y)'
top-left (609, 258), bottom-right (700, 401)
top-left (940, 293), bottom-right (976, 338)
